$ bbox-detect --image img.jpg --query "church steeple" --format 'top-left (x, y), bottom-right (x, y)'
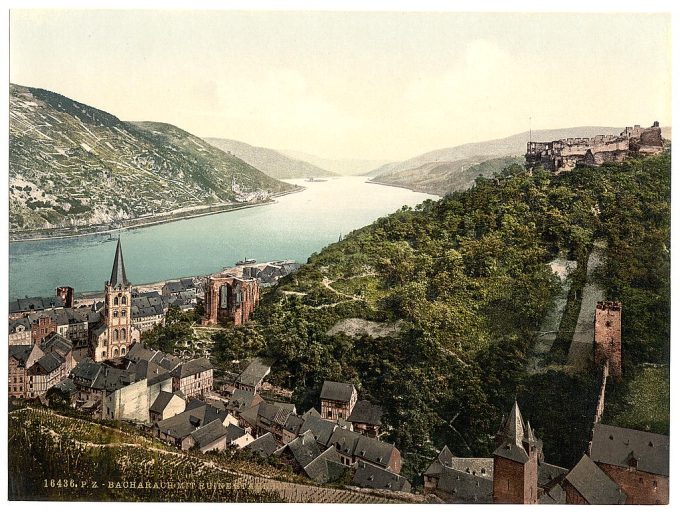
top-left (498, 400), bottom-right (525, 447)
top-left (109, 238), bottom-right (129, 288)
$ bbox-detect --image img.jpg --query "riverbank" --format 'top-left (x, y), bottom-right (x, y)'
top-left (367, 179), bottom-right (443, 198)
top-left (9, 185), bottom-right (305, 243)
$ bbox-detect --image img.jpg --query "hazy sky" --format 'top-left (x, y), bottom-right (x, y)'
top-left (9, 10), bottom-right (672, 161)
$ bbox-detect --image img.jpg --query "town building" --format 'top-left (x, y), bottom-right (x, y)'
top-left (563, 455), bottom-right (627, 504)
top-left (90, 240), bottom-right (140, 361)
top-left (347, 400), bottom-right (383, 438)
top-left (320, 380), bottom-right (357, 422)
top-left (525, 122), bottom-right (664, 173)
top-left (589, 423), bottom-right (669, 504)
top-left (8, 334), bottom-right (76, 399)
top-left (170, 357), bottom-right (214, 398)
top-left (8, 318), bottom-right (31, 345)
top-left (130, 291), bottom-right (168, 333)
top-left (234, 357), bottom-right (271, 393)
top-left (149, 390), bottom-right (186, 424)
top-left (31, 314), bottom-right (57, 344)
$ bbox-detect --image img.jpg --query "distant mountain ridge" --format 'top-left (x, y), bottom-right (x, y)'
top-left (204, 138), bottom-right (337, 179)
top-left (278, 149), bottom-right (390, 176)
top-left (368, 125), bottom-right (672, 195)
top-left (9, 84), bottom-right (294, 235)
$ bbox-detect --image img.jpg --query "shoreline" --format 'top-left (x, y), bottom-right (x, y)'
top-left (9, 185), bottom-right (305, 244)
top-left (366, 179), bottom-right (443, 198)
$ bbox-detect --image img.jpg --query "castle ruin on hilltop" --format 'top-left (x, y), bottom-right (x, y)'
top-left (525, 122), bottom-right (664, 173)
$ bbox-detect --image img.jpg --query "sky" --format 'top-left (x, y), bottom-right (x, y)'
top-left (9, 10), bottom-right (672, 161)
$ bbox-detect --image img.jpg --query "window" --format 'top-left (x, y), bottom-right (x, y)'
top-left (121, 347), bottom-right (126, 355)
top-left (113, 329), bottom-right (119, 340)
top-left (121, 309), bottom-right (126, 317)
top-left (122, 296), bottom-right (127, 305)
top-left (121, 328), bottom-right (126, 340)
top-left (114, 297), bottom-right (119, 306)
top-left (113, 310), bottom-right (118, 318)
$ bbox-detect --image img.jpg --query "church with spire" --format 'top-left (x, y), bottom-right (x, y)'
top-left (89, 239), bottom-right (140, 362)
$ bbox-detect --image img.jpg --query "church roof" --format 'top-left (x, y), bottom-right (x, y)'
top-left (499, 400), bottom-right (525, 447)
top-left (109, 239), bottom-right (130, 288)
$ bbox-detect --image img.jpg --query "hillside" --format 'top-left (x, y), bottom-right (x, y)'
top-left (278, 149), bottom-right (389, 176)
top-left (205, 138), bottom-right (338, 179)
top-left (371, 155), bottom-right (524, 196)
top-left (368, 126), bottom-right (671, 194)
top-left (246, 151), bottom-right (670, 481)
top-left (9, 84), bottom-right (295, 235)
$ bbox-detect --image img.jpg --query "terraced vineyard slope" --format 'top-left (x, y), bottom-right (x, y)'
top-left (9, 84), bottom-right (296, 236)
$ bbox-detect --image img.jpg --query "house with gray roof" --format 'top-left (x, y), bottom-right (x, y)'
top-left (188, 418), bottom-right (229, 453)
top-left (563, 455), bottom-right (627, 504)
top-left (171, 357), bottom-right (214, 398)
top-left (274, 430), bottom-right (323, 471)
top-left (589, 423), bottom-right (669, 504)
top-left (320, 380), bottom-right (357, 422)
top-left (347, 400), bottom-right (383, 438)
top-left (234, 357), bottom-right (271, 393)
top-left (302, 446), bottom-right (349, 484)
top-left (353, 461), bottom-right (411, 493)
top-left (149, 390), bottom-right (186, 424)
top-left (244, 432), bottom-right (280, 459)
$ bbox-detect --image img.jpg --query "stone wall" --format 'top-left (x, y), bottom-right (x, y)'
top-left (598, 463), bottom-right (668, 505)
top-left (594, 301), bottom-right (622, 379)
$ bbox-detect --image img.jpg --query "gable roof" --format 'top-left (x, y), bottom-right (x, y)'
top-left (320, 380), bottom-right (356, 403)
top-left (235, 358), bottom-right (271, 387)
top-left (299, 414), bottom-right (338, 447)
top-left (274, 430), bottom-right (322, 468)
top-left (590, 423), bottom-right (669, 477)
top-left (9, 345), bottom-right (35, 366)
top-left (347, 400), bottom-right (383, 426)
top-left (437, 466), bottom-right (493, 503)
top-left (191, 419), bottom-right (228, 448)
top-left (244, 432), bottom-right (279, 458)
top-left (172, 357), bottom-right (213, 379)
top-left (150, 391), bottom-right (183, 414)
top-left (302, 446), bottom-right (348, 484)
top-left (353, 434), bottom-right (398, 467)
top-left (225, 424), bottom-right (247, 443)
top-left (564, 455), bottom-right (627, 505)
top-left (353, 461), bottom-right (411, 493)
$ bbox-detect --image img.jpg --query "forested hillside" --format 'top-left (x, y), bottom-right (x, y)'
top-left (240, 151), bottom-right (670, 482)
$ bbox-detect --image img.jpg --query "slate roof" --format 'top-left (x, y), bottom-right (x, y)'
top-left (320, 380), bottom-right (356, 403)
top-left (9, 345), bottom-right (34, 365)
top-left (538, 461), bottom-right (568, 486)
top-left (164, 281), bottom-right (184, 294)
top-left (51, 377), bottom-right (77, 394)
top-left (354, 434), bottom-right (398, 468)
top-left (274, 430), bottom-right (322, 468)
top-left (564, 455), bottom-right (627, 504)
top-left (347, 400), bottom-right (383, 426)
top-left (226, 389), bottom-right (260, 413)
top-left (40, 333), bottom-right (73, 358)
top-left (172, 357), bottom-right (213, 378)
top-left (109, 239), bottom-right (130, 287)
top-left (225, 424), bottom-right (247, 443)
top-left (493, 442), bottom-right (529, 464)
top-left (156, 404), bottom-right (228, 440)
top-left (257, 402), bottom-right (295, 428)
top-left (283, 413), bottom-right (304, 435)
top-left (450, 457), bottom-right (494, 478)
top-left (353, 461), bottom-right (411, 493)
top-left (299, 414), bottom-right (338, 447)
top-left (302, 447), bottom-right (348, 484)
top-left (70, 358), bottom-right (102, 384)
top-left (9, 318), bottom-right (30, 333)
top-left (10, 296), bottom-right (65, 314)
top-left (34, 353), bottom-right (63, 374)
top-left (235, 358), bottom-right (271, 387)
top-left (245, 432), bottom-right (279, 458)
top-left (328, 427), bottom-right (361, 456)
top-left (150, 391), bottom-right (182, 414)
top-left (436, 467), bottom-right (493, 503)
top-left (539, 483), bottom-right (566, 504)
top-left (590, 423), bottom-right (669, 476)
top-left (191, 419), bottom-right (228, 449)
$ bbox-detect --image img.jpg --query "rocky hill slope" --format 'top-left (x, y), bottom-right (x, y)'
top-left (9, 84), bottom-right (295, 235)
top-left (205, 138), bottom-right (337, 179)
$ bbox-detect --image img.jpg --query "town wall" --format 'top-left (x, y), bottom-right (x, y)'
top-left (598, 463), bottom-right (668, 505)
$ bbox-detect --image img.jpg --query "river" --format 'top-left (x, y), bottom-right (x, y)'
top-left (9, 177), bottom-right (438, 299)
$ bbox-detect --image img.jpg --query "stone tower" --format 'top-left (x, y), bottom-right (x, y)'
top-left (594, 301), bottom-right (622, 379)
top-left (492, 401), bottom-right (539, 504)
top-left (103, 239), bottom-right (133, 359)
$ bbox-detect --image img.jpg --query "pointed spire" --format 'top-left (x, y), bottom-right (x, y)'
top-left (500, 400), bottom-right (525, 447)
top-left (109, 238), bottom-right (129, 288)
top-left (525, 420), bottom-right (536, 444)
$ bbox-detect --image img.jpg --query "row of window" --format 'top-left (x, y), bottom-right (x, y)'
top-left (112, 328), bottom-right (127, 341)
top-left (112, 296), bottom-right (128, 306)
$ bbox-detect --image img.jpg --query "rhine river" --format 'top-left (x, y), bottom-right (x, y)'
top-left (9, 177), bottom-right (437, 299)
